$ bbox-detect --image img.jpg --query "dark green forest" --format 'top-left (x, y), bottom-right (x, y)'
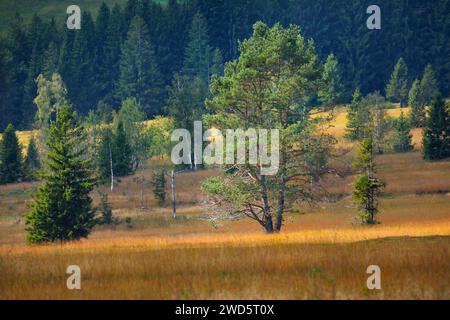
top-left (0, 0), bottom-right (449, 131)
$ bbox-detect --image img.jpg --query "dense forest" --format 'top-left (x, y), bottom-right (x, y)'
top-left (0, 0), bottom-right (449, 131)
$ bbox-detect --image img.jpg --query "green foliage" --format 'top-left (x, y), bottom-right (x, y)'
top-left (25, 104), bottom-right (96, 243)
top-left (422, 94), bottom-right (450, 160)
top-left (183, 12), bottom-right (213, 83)
top-left (0, 123), bottom-right (23, 184)
top-left (151, 170), bottom-right (166, 206)
top-left (1, 1), bottom-right (450, 132)
top-left (98, 128), bottom-right (114, 182)
top-left (33, 73), bottom-right (68, 133)
top-left (118, 16), bottom-right (164, 116)
top-left (352, 138), bottom-right (384, 224)
top-left (204, 22), bottom-right (334, 232)
top-left (113, 120), bottom-right (133, 176)
top-left (319, 53), bottom-right (343, 106)
top-left (408, 79), bottom-right (425, 127)
top-left (345, 88), bottom-right (365, 140)
top-left (420, 64), bottom-right (439, 106)
top-left (391, 111), bottom-right (414, 153)
top-left (98, 191), bottom-right (114, 225)
top-left (386, 57), bottom-right (408, 107)
top-left (23, 136), bottom-right (40, 181)
top-left (345, 90), bottom-right (388, 150)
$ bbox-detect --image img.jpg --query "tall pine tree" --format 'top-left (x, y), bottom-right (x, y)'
top-left (423, 94), bottom-right (450, 160)
top-left (118, 16), bottom-right (164, 117)
top-left (408, 79), bottom-right (425, 127)
top-left (420, 64), bottom-right (439, 106)
top-left (0, 123), bottom-right (23, 184)
top-left (386, 57), bottom-right (409, 107)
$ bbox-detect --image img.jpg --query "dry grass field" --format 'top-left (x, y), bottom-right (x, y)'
top-left (0, 108), bottom-right (449, 299)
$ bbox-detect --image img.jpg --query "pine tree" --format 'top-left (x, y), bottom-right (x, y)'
top-left (408, 79), bottom-right (425, 127)
top-left (113, 120), bottom-right (133, 176)
top-left (103, 3), bottom-right (123, 106)
top-left (24, 136), bottom-right (40, 180)
top-left (98, 128), bottom-right (114, 183)
top-left (118, 16), bottom-right (164, 117)
top-left (151, 169), bottom-right (166, 206)
top-left (0, 123), bottom-right (23, 184)
top-left (423, 94), bottom-right (450, 160)
top-left (319, 53), bottom-right (343, 106)
top-left (352, 137), bottom-right (384, 224)
top-left (98, 191), bottom-right (114, 225)
top-left (386, 57), bottom-right (409, 107)
top-left (25, 104), bottom-right (96, 243)
top-left (345, 88), bottom-right (366, 140)
top-left (392, 111), bottom-right (413, 153)
top-left (211, 48), bottom-right (224, 78)
top-left (420, 64), bottom-right (439, 106)
top-left (183, 12), bottom-right (212, 83)
top-left (41, 42), bottom-right (59, 79)
top-left (71, 11), bottom-right (98, 115)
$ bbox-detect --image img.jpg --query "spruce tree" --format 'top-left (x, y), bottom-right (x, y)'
top-left (345, 88), bottom-right (366, 140)
top-left (25, 104), bottom-right (96, 243)
top-left (211, 48), bottom-right (224, 78)
top-left (151, 169), bottom-right (166, 206)
top-left (118, 16), bottom-right (164, 116)
top-left (392, 111), bottom-right (414, 153)
top-left (352, 137), bottom-right (384, 224)
top-left (420, 64), bottom-right (439, 106)
top-left (0, 123), bottom-right (23, 184)
top-left (319, 53), bottom-right (343, 106)
top-left (409, 79), bottom-right (425, 127)
top-left (183, 12), bottom-right (212, 83)
top-left (113, 120), bottom-right (133, 176)
top-left (98, 128), bottom-right (114, 183)
top-left (423, 94), bottom-right (450, 160)
top-left (24, 136), bottom-right (40, 180)
top-left (386, 57), bottom-right (409, 107)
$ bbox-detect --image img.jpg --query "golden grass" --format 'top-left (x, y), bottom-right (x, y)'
top-left (0, 236), bottom-right (448, 299)
top-left (1, 107), bottom-right (449, 299)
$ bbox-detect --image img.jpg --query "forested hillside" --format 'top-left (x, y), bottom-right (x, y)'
top-left (1, 0), bottom-right (449, 131)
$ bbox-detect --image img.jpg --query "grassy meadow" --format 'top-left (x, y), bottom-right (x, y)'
top-left (0, 107), bottom-right (449, 299)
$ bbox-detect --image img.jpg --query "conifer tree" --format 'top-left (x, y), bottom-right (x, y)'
top-left (423, 94), bottom-right (450, 160)
top-left (0, 123), bottom-right (23, 184)
top-left (118, 16), bottom-right (164, 116)
top-left (392, 111), bottom-right (414, 153)
top-left (345, 88), bottom-right (366, 140)
top-left (24, 136), bottom-right (40, 180)
top-left (183, 12), bottom-right (212, 83)
top-left (98, 128), bottom-right (114, 184)
top-left (420, 64), bottom-right (439, 106)
top-left (41, 42), bottom-right (59, 79)
top-left (211, 48), bottom-right (224, 78)
top-left (386, 57), bottom-right (409, 107)
top-left (25, 104), bottom-right (96, 243)
top-left (319, 53), bottom-right (343, 106)
top-left (151, 169), bottom-right (166, 206)
top-left (408, 79), bottom-right (425, 127)
top-left (113, 120), bottom-right (133, 176)
top-left (352, 137), bottom-right (384, 224)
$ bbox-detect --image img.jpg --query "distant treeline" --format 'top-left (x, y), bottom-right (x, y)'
top-left (0, 0), bottom-right (449, 131)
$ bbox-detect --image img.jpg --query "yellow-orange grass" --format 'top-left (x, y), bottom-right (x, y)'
top-left (0, 236), bottom-right (448, 299)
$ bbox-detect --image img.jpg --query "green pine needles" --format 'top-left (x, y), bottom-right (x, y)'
top-left (25, 104), bottom-right (96, 243)
top-left (352, 137), bottom-right (385, 224)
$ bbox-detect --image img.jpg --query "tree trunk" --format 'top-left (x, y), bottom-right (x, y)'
top-left (275, 145), bottom-right (287, 232)
top-left (109, 141), bottom-right (114, 192)
top-left (259, 175), bottom-right (273, 232)
top-left (171, 170), bottom-right (176, 219)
